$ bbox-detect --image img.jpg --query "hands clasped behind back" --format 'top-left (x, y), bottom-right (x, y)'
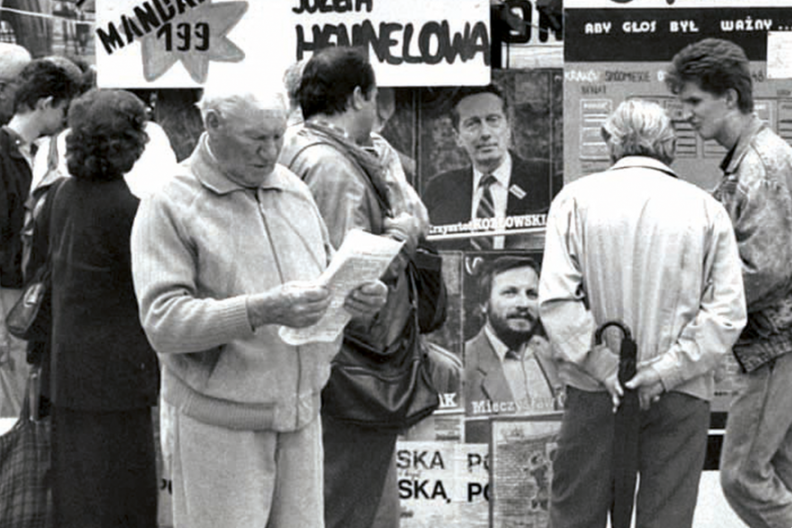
top-left (600, 340), bottom-right (665, 412)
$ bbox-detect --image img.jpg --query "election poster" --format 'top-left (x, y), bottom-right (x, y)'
top-left (564, 0), bottom-right (792, 190)
top-left (396, 441), bottom-right (490, 528)
top-left (458, 250), bottom-right (564, 445)
top-left (490, 415), bottom-right (562, 528)
top-left (418, 69), bottom-right (563, 251)
top-left (94, 0), bottom-right (491, 87)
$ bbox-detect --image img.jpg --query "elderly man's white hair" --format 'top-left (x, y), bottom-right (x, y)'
top-left (197, 78), bottom-right (288, 121)
top-left (601, 99), bottom-right (676, 166)
top-left (0, 43), bottom-right (32, 81)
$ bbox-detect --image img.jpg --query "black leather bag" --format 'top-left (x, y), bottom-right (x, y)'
top-left (411, 239), bottom-right (447, 334)
top-left (5, 267), bottom-right (50, 342)
top-left (321, 311), bottom-right (440, 431)
top-left (6, 178), bottom-right (64, 342)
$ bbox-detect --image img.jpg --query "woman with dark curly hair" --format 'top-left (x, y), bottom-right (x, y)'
top-left (47, 89), bottom-right (160, 528)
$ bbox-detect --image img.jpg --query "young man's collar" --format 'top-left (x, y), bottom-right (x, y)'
top-left (720, 114), bottom-right (765, 176)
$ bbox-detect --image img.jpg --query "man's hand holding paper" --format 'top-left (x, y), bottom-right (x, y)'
top-left (343, 280), bottom-right (388, 321)
top-left (279, 230), bottom-right (404, 345)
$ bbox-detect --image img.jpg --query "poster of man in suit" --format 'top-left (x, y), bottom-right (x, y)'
top-left (461, 253), bottom-right (563, 442)
top-left (419, 75), bottom-right (561, 251)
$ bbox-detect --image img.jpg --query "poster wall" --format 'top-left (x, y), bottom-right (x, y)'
top-left (564, 0), bottom-right (792, 189)
top-left (390, 50), bottom-right (564, 526)
top-left (8, 0), bottom-right (771, 525)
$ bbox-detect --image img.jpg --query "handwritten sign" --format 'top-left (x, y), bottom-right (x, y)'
top-left (95, 0), bottom-right (490, 88)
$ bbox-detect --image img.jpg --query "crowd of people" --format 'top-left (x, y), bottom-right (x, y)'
top-left (0, 35), bottom-right (791, 528)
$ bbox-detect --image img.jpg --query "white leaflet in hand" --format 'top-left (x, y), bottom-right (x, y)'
top-left (278, 229), bottom-right (404, 345)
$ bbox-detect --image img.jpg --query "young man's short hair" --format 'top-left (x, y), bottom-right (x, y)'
top-left (665, 38), bottom-right (754, 114)
top-left (14, 59), bottom-right (80, 113)
top-left (297, 47), bottom-right (376, 121)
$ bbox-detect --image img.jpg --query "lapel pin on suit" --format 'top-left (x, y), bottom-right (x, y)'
top-left (509, 184), bottom-right (526, 200)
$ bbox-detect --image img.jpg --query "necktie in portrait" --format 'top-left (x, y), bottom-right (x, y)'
top-left (471, 173), bottom-right (497, 250)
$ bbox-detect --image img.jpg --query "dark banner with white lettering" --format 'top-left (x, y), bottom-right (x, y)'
top-left (565, 8), bottom-right (792, 62)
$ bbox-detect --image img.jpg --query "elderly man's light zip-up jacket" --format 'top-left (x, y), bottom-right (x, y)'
top-left (131, 133), bottom-right (337, 432)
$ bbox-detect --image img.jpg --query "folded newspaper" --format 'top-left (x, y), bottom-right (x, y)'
top-left (278, 229), bottom-right (404, 345)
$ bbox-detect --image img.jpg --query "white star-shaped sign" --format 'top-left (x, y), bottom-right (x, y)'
top-left (140, 0), bottom-right (248, 83)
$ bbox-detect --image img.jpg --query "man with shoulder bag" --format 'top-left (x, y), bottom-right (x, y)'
top-left (0, 60), bottom-right (79, 418)
top-left (280, 46), bottom-right (456, 528)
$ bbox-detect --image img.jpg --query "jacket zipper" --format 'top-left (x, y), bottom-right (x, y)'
top-left (257, 188), bottom-right (303, 429)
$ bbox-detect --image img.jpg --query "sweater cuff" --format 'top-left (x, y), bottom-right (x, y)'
top-left (220, 295), bottom-right (257, 336)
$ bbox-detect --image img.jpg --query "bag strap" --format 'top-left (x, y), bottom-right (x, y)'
top-left (33, 177), bottom-right (67, 280)
top-left (27, 366), bottom-right (41, 422)
top-left (0, 281), bottom-right (11, 363)
top-left (287, 135), bottom-right (394, 218)
top-left (405, 262), bottom-right (424, 356)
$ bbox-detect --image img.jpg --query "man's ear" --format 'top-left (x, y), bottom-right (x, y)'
top-left (36, 95), bottom-right (55, 112)
top-left (724, 88), bottom-right (740, 110)
top-left (350, 86), bottom-right (365, 111)
top-left (453, 126), bottom-right (464, 149)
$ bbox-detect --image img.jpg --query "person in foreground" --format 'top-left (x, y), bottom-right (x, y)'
top-left (280, 46), bottom-right (429, 528)
top-left (47, 89), bottom-right (160, 528)
top-left (667, 37), bottom-right (792, 528)
top-left (131, 79), bottom-right (387, 528)
top-left (538, 99), bottom-right (747, 528)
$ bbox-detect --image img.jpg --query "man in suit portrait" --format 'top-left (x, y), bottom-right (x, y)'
top-left (422, 85), bottom-right (552, 250)
top-left (464, 256), bottom-right (562, 418)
